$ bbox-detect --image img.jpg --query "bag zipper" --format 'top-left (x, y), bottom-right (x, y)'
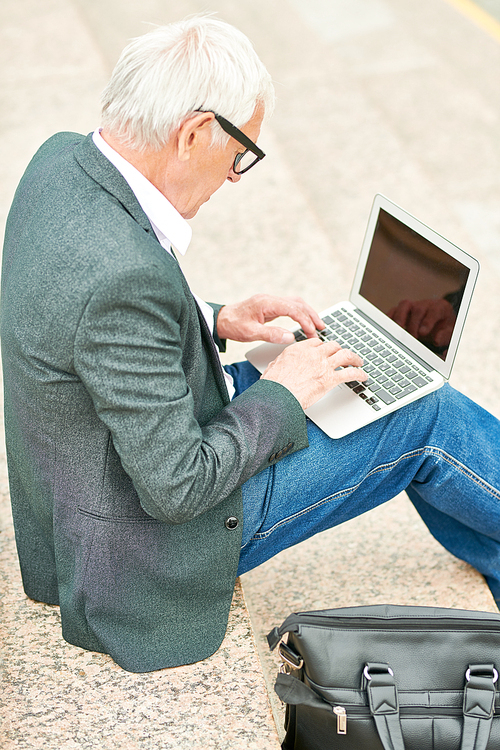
top-left (333, 706), bottom-right (347, 734)
top-left (279, 612), bottom-right (500, 635)
top-left (330, 704), bottom-right (499, 735)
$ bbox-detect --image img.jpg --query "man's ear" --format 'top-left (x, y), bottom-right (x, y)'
top-left (176, 112), bottom-right (215, 162)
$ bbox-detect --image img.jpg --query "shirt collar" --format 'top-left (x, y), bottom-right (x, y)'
top-left (92, 129), bottom-right (192, 256)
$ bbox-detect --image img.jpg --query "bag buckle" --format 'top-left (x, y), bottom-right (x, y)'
top-left (278, 639), bottom-right (304, 673)
top-left (364, 663), bottom-right (394, 681)
top-left (466, 666), bottom-right (498, 683)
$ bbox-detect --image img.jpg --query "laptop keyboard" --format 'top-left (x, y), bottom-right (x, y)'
top-left (294, 308), bottom-right (433, 412)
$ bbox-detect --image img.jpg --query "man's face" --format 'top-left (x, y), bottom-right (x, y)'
top-left (173, 106), bottom-right (264, 220)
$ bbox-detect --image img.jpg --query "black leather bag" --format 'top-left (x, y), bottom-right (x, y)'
top-left (267, 604), bottom-right (500, 750)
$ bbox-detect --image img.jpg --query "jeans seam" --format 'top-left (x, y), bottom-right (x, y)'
top-left (414, 446), bottom-right (500, 499)
top-left (249, 446), bottom-right (500, 541)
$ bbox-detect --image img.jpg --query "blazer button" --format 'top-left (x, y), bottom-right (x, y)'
top-left (225, 516), bottom-right (239, 530)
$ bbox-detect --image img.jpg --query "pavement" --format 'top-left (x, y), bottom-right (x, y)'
top-left (1, 0), bottom-right (500, 747)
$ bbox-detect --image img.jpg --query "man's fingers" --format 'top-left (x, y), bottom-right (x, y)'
top-left (294, 337), bottom-right (365, 371)
top-left (320, 340), bottom-right (364, 367)
top-left (258, 326), bottom-right (296, 345)
top-left (330, 350), bottom-right (366, 377)
top-left (262, 296), bottom-right (323, 337)
top-left (335, 364), bottom-right (367, 383)
top-left (293, 304), bottom-right (324, 336)
top-left (306, 339), bottom-right (367, 382)
top-left (300, 337), bottom-right (339, 352)
top-left (217, 294), bottom-right (326, 344)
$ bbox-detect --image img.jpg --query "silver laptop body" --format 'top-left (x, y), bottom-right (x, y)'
top-left (246, 195), bottom-right (479, 439)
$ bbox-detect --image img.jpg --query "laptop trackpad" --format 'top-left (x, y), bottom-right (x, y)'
top-left (246, 342), bottom-right (288, 373)
top-left (306, 384), bottom-right (375, 439)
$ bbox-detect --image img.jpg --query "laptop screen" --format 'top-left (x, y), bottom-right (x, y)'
top-left (358, 208), bottom-right (470, 361)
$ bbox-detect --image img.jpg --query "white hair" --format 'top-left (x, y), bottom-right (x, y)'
top-left (100, 16), bottom-right (275, 152)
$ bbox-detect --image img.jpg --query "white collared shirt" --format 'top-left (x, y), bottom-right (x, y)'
top-left (92, 129), bottom-right (235, 399)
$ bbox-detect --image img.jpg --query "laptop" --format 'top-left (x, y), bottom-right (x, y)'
top-left (246, 194), bottom-right (479, 439)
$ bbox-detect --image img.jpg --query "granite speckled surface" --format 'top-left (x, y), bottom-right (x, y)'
top-left (2, 0), bottom-right (500, 747)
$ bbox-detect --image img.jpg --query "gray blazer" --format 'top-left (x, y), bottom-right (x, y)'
top-left (1, 133), bottom-right (308, 672)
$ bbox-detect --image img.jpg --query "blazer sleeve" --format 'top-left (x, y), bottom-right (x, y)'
top-left (73, 265), bottom-right (309, 524)
top-left (207, 302), bottom-right (227, 352)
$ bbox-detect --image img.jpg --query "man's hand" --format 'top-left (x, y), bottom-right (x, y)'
top-left (216, 294), bottom-right (324, 344)
top-left (261, 338), bottom-right (367, 410)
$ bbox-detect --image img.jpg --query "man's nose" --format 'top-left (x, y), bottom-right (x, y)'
top-left (227, 167), bottom-right (242, 184)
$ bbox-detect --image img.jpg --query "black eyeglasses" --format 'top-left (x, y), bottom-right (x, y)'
top-left (200, 111), bottom-right (265, 174)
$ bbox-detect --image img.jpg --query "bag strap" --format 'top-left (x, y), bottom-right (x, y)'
top-left (274, 671), bottom-right (331, 710)
top-left (461, 664), bottom-right (497, 750)
top-left (365, 663), bottom-right (406, 750)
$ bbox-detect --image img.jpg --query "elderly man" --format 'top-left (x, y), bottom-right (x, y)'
top-left (2, 16), bottom-right (500, 673)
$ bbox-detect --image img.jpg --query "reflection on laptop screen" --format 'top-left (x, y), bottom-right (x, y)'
top-left (359, 209), bottom-right (469, 360)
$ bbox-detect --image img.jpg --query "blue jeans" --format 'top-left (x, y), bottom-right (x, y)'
top-left (225, 361), bottom-right (500, 604)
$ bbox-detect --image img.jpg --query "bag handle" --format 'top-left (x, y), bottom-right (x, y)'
top-left (461, 664), bottom-right (498, 750)
top-left (274, 663), bottom-right (497, 750)
top-left (365, 663), bottom-right (497, 750)
top-left (365, 663), bottom-right (405, 750)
